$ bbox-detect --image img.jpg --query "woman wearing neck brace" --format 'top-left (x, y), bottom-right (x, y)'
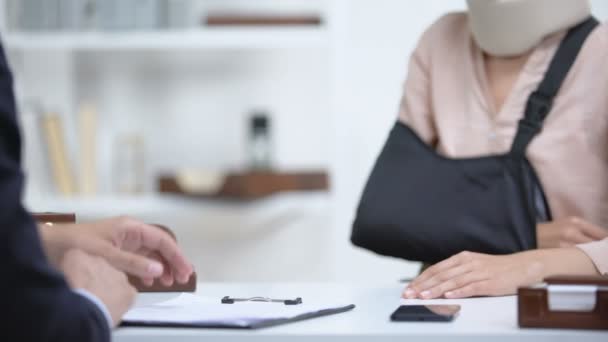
top-left (396, 0), bottom-right (608, 299)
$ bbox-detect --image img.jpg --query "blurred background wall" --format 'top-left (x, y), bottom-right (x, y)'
top-left (2, 0), bottom-right (607, 283)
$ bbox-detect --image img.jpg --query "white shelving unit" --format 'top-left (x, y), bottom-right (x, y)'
top-left (3, 0), bottom-right (338, 208)
top-left (4, 27), bottom-right (330, 50)
top-left (26, 192), bottom-right (330, 237)
top-left (2, 0), bottom-right (341, 282)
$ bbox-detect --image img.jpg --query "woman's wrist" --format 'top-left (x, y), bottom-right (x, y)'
top-left (535, 247), bottom-right (599, 279)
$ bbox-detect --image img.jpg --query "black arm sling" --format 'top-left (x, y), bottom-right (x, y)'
top-left (351, 17), bottom-right (599, 264)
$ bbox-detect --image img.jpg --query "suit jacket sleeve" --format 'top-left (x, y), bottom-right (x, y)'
top-left (0, 43), bottom-right (111, 341)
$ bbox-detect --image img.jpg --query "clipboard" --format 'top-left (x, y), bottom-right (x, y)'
top-left (121, 293), bottom-right (356, 329)
top-left (518, 275), bottom-right (608, 330)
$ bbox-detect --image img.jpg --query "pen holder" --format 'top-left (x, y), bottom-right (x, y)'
top-left (34, 212), bottom-right (77, 225)
top-left (518, 275), bottom-right (608, 330)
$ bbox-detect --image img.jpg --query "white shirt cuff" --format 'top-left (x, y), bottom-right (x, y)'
top-left (73, 288), bottom-right (113, 329)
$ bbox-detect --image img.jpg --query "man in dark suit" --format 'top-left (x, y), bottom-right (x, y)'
top-left (0, 40), bottom-right (193, 340)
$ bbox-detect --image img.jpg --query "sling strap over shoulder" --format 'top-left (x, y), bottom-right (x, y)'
top-left (511, 17), bottom-right (599, 157)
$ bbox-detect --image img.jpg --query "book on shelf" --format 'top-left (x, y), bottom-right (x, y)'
top-left (166, 0), bottom-right (191, 28)
top-left (78, 103), bottom-right (97, 196)
top-left (60, 0), bottom-right (97, 31)
top-left (5, 0), bottom-right (20, 31)
top-left (133, 0), bottom-right (164, 30)
top-left (8, 0), bottom-right (175, 32)
top-left (41, 113), bottom-right (77, 196)
top-left (96, 0), bottom-right (133, 31)
top-left (13, 0), bottom-right (43, 31)
top-left (20, 104), bottom-right (55, 199)
top-left (9, 0), bottom-right (62, 31)
top-left (8, 1), bottom-right (325, 32)
top-left (98, 0), bottom-right (166, 31)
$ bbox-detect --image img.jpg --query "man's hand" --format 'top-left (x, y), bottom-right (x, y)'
top-left (39, 216), bottom-right (193, 286)
top-left (61, 249), bottom-right (137, 326)
top-left (537, 217), bottom-right (608, 249)
top-left (402, 248), bottom-right (598, 300)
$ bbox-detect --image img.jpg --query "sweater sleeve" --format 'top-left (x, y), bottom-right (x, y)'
top-left (577, 238), bottom-right (608, 275)
top-left (396, 14), bottom-right (463, 146)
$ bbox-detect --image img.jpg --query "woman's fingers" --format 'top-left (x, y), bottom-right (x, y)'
top-left (444, 280), bottom-right (492, 299)
top-left (405, 251), bottom-right (478, 298)
top-left (421, 270), bottom-right (489, 299)
top-left (410, 252), bottom-right (470, 287)
top-left (405, 262), bottom-right (454, 298)
top-left (574, 218), bottom-right (608, 241)
top-left (562, 227), bottom-right (595, 246)
top-left (410, 263), bottom-right (475, 298)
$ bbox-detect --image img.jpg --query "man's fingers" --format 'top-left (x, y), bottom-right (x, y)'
top-left (102, 244), bottom-right (164, 278)
top-left (137, 252), bottom-right (169, 286)
top-left (141, 277), bottom-right (154, 287)
top-left (574, 218), bottom-right (608, 241)
top-left (152, 252), bottom-right (174, 286)
top-left (159, 261), bottom-right (174, 287)
top-left (137, 224), bottom-right (193, 282)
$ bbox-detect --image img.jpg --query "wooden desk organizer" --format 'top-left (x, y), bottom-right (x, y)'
top-left (33, 212), bottom-right (196, 293)
top-left (518, 275), bottom-right (608, 330)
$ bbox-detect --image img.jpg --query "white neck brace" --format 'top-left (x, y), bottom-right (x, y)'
top-left (466, 0), bottom-right (591, 57)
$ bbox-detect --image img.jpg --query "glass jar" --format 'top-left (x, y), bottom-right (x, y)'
top-left (113, 133), bottom-right (145, 194)
top-left (248, 112), bottom-right (272, 171)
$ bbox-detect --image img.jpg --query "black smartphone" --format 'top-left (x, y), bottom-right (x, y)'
top-left (390, 305), bottom-right (461, 322)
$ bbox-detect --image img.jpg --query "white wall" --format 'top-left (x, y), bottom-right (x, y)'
top-left (591, 0), bottom-right (608, 18)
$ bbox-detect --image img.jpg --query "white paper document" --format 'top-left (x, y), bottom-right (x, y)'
top-left (123, 293), bottom-right (355, 329)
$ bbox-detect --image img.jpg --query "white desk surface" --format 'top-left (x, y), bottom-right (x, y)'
top-left (114, 282), bottom-right (607, 342)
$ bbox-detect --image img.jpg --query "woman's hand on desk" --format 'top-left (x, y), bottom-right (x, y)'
top-left (403, 248), bottom-right (598, 299)
top-left (536, 217), bottom-right (608, 249)
top-left (39, 216), bottom-right (193, 286)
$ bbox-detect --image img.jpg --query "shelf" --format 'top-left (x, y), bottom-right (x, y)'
top-left (26, 191), bottom-right (329, 213)
top-left (159, 171), bottom-right (329, 199)
top-left (25, 192), bottom-right (330, 239)
top-left (4, 27), bottom-right (330, 51)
